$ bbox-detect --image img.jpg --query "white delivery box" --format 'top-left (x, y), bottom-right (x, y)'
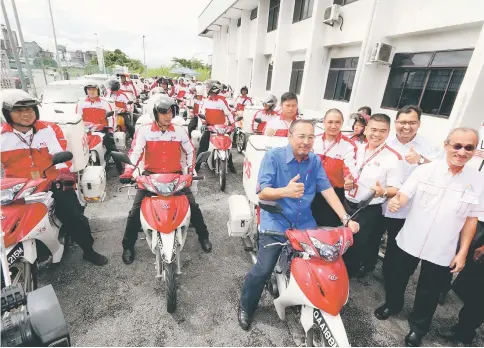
top-left (39, 105), bottom-right (89, 173)
top-left (80, 166), bottom-right (106, 202)
top-left (113, 132), bottom-right (126, 150)
top-left (227, 195), bottom-right (253, 237)
top-left (242, 106), bottom-right (263, 134)
top-left (243, 135), bottom-right (288, 205)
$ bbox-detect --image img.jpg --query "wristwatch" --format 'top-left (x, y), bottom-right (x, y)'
top-left (341, 214), bottom-right (351, 226)
top-left (418, 155), bottom-right (425, 165)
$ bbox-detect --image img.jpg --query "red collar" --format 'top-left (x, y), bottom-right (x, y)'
top-left (322, 132), bottom-right (342, 143)
top-left (85, 97), bottom-right (101, 102)
top-left (1, 121), bottom-right (47, 134)
top-left (150, 122), bottom-right (175, 132)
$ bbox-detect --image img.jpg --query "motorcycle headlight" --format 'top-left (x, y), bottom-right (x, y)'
top-left (310, 237), bottom-right (342, 262)
top-left (17, 187), bottom-right (37, 199)
top-left (151, 178), bottom-right (178, 196)
top-left (300, 242), bottom-right (317, 257)
top-left (1, 183), bottom-right (25, 205)
top-left (215, 127), bottom-right (227, 135)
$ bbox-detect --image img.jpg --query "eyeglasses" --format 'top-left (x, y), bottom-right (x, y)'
top-left (447, 142), bottom-right (476, 152)
top-left (396, 121), bottom-right (419, 126)
top-left (294, 134), bottom-right (316, 141)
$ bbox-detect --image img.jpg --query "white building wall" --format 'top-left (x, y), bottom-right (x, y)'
top-left (201, 0), bottom-right (484, 146)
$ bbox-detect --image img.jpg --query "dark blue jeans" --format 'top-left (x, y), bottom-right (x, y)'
top-left (240, 234), bottom-right (283, 315)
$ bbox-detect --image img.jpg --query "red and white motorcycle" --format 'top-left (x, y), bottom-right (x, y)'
top-left (0, 151), bottom-right (73, 292)
top-left (252, 195), bottom-right (374, 347)
top-left (113, 152), bottom-right (203, 313)
top-left (195, 121), bottom-right (234, 191)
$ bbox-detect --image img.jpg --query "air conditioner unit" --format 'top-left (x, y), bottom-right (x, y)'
top-left (323, 5), bottom-right (341, 25)
top-left (369, 42), bottom-right (393, 64)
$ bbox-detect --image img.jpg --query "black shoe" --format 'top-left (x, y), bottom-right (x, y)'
top-left (229, 165), bottom-right (237, 174)
top-left (199, 238), bottom-right (212, 253)
top-left (404, 331), bottom-right (422, 347)
top-left (122, 248), bottom-right (135, 264)
top-left (83, 250), bottom-right (108, 266)
top-left (437, 327), bottom-right (473, 345)
top-left (238, 305), bottom-right (251, 331)
top-left (374, 303), bottom-right (399, 320)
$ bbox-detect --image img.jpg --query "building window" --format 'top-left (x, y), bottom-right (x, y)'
top-left (267, 0), bottom-right (280, 32)
top-left (293, 0), bottom-right (314, 23)
top-left (323, 57), bottom-right (358, 102)
top-left (250, 7), bottom-right (258, 20)
top-left (266, 63), bottom-right (273, 91)
top-left (237, 18), bottom-right (241, 27)
top-left (381, 49), bottom-right (472, 118)
top-left (334, 0), bottom-right (359, 5)
top-left (289, 61), bottom-right (305, 95)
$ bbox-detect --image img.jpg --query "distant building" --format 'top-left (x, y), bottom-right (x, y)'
top-left (84, 50), bottom-right (97, 62)
top-left (24, 41), bottom-right (43, 58)
top-left (68, 50), bottom-right (85, 64)
top-left (57, 44), bottom-right (66, 60)
top-left (39, 50), bottom-right (54, 59)
top-left (1, 24), bottom-right (19, 59)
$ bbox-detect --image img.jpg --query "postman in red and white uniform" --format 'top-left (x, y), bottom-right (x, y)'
top-left (75, 97), bottom-right (115, 129)
top-left (235, 96), bottom-right (253, 112)
top-left (120, 80), bottom-right (139, 98)
top-left (345, 143), bottom-right (404, 205)
top-left (127, 122), bottom-right (195, 174)
top-left (109, 90), bottom-right (133, 113)
top-left (199, 95), bottom-right (234, 125)
top-left (313, 132), bottom-right (358, 189)
top-left (263, 114), bottom-right (294, 137)
top-left (1, 121), bottom-right (71, 180)
top-left (251, 109), bottom-right (278, 133)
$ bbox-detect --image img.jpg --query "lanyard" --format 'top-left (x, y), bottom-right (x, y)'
top-left (14, 132), bottom-right (35, 167)
top-left (356, 144), bottom-right (387, 178)
top-left (321, 133), bottom-right (339, 159)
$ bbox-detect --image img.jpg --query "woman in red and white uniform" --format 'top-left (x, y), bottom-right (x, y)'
top-left (264, 92), bottom-right (298, 137)
top-left (251, 94), bottom-right (278, 134)
top-left (235, 86), bottom-right (253, 113)
top-left (349, 113), bottom-right (369, 146)
top-left (312, 108), bottom-right (358, 227)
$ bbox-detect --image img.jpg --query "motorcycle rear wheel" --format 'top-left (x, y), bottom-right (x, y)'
top-left (164, 262), bottom-right (177, 313)
top-left (236, 132), bottom-right (246, 154)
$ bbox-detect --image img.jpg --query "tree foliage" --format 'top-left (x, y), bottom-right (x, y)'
top-left (171, 57), bottom-right (211, 71)
top-left (33, 57), bottom-right (58, 68)
top-left (90, 48), bottom-right (144, 73)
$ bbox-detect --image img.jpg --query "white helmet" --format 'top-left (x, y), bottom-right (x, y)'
top-left (150, 87), bottom-right (166, 96)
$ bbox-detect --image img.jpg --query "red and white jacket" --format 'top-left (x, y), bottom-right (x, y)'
top-left (109, 90), bottom-right (132, 112)
top-left (200, 94), bottom-right (234, 125)
top-left (120, 81), bottom-right (138, 98)
top-left (235, 96), bottom-right (253, 112)
top-left (189, 95), bottom-right (204, 117)
top-left (127, 122), bottom-right (195, 174)
top-left (175, 85), bottom-right (187, 100)
top-left (75, 97), bottom-right (114, 128)
top-left (264, 114), bottom-right (295, 137)
top-left (252, 109), bottom-right (278, 133)
top-left (313, 132), bottom-right (358, 188)
top-left (1, 122), bottom-right (70, 180)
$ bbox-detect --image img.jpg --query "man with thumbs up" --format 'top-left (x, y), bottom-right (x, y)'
top-left (238, 119), bottom-right (359, 330)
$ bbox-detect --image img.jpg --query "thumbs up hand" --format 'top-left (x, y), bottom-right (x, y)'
top-left (405, 146), bottom-right (421, 165)
top-left (285, 174), bottom-right (305, 199)
top-left (344, 173), bottom-right (354, 191)
top-left (371, 180), bottom-right (386, 198)
top-left (388, 191), bottom-right (402, 212)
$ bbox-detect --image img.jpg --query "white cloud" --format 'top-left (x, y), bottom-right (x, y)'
top-left (2, 0), bottom-right (213, 66)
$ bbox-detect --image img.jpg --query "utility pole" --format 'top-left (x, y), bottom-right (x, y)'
top-left (11, 0), bottom-right (37, 96)
top-left (1, 0), bottom-right (27, 91)
top-left (142, 35), bottom-right (146, 78)
top-left (47, 0), bottom-right (62, 80)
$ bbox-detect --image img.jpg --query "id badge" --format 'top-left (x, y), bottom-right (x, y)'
top-left (30, 170), bottom-right (40, 180)
top-left (348, 184), bottom-right (359, 198)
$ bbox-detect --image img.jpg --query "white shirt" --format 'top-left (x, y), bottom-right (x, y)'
top-left (345, 142), bottom-right (404, 205)
top-left (396, 160), bottom-right (484, 266)
top-left (383, 134), bottom-right (442, 219)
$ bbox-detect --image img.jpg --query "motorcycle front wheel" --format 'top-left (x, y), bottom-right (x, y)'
top-left (219, 158), bottom-right (227, 191)
top-left (164, 262), bottom-right (177, 313)
top-left (236, 132), bottom-right (246, 154)
top-left (305, 326), bottom-right (325, 347)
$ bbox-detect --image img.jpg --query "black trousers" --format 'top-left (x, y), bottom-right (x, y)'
top-left (122, 188), bottom-right (209, 249)
top-left (188, 117), bottom-right (198, 139)
top-left (196, 130), bottom-right (234, 168)
top-left (384, 245), bottom-right (451, 336)
top-left (382, 217), bottom-right (406, 278)
top-left (52, 188), bottom-right (94, 252)
top-left (121, 113), bottom-right (135, 139)
top-left (102, 132), bottom-right (123, 173)
top-left (311, 187), bottom-right (345, 227)
top-left (343, 201), bottom-right (384, 274)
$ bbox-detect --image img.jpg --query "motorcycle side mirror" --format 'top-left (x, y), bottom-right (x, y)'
top-left (43, 151), bottom-right (73, 178)
top-left (106, 111), bottom-right (115, 117)
top-left (127, 101), bottom-right (134, 105)
top-left (111, 151), bottom-right (132, 165)
top-left (259, 200), bottom-right (283, 214)
top-left (235, 116), bottom-right (243, 122)
top-left (254, 117), bottom-right (262, 123)
top-left (198, 114), bottom-right (206, 120)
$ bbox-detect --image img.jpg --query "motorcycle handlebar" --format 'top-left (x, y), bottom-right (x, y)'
top-left (192, 175), bottom-right (204, 180)
top-left (260, 230), bottom-right (286, 237)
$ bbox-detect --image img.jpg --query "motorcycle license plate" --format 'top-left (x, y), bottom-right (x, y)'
top-left (7, 243), bottom-right (24, 266)
top-left (313, 309), bottom-right (338, 347)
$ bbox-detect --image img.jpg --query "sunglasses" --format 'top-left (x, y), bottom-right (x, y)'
top-left (447, 142), bottom-right (476, 152)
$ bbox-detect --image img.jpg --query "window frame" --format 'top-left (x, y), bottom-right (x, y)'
top-left (381, 49), bottom-right (472, 119)
top-left (323, 57), bottom-right (358, 102)
top-left (289, 61), bottom-right (305, 95)
top-left (266, 63), bottom-right (273, 91)
top-left (250, 7), bottom-right (258, 20)
top-left (237, 18), bottom-right (241, 27)
top-left (267, 0), bottom-right (280, 32)
top-left (293, 0), bottom-right (314, 23)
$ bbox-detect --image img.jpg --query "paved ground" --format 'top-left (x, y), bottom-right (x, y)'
top-left (38, 152), bottom-right (483, 347)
